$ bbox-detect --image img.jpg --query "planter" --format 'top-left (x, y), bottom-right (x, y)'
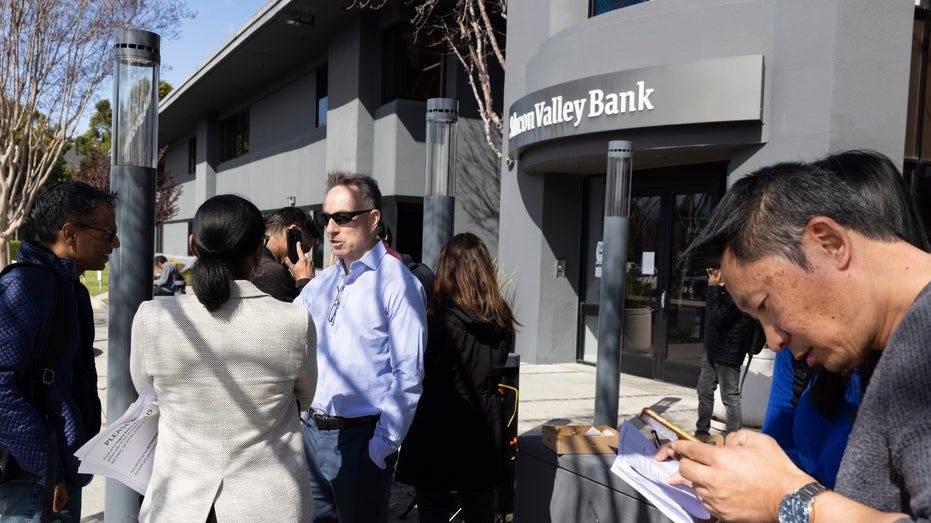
top-left (623, 307), bottom-right (652, 354)
top-left (712, 346), bottom-right (776, 429)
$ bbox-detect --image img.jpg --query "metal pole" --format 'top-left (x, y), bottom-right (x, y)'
top-left (107, 28), bottom-right (160, 522)
top-left (594, 141), bottom-right (634, 428)
top-left (422, 98), bottom-right (458, 268)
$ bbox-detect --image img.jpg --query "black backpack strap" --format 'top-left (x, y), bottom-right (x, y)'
top-left (1, 262), bottom-right (65, 521)
top-left (790, 358), bottom-right (815, 406)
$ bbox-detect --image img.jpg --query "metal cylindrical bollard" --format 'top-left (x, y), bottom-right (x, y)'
top-left (594, 141), bottom-right (634, 428)
top-left (422, 195), bottom-right (454, 269)
top-left (106, 28), bottom-right (160, 522)
top-left (422, 98), bottom-right (458, 268)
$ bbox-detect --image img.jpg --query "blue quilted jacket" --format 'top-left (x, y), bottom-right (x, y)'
top-left (0, 241), bottom-right (101, 486)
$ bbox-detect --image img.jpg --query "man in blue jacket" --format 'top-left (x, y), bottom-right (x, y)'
top-left (0, 182), bottom-right (118, 520)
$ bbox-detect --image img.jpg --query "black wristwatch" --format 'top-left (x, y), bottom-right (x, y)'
top-left (778, 481), bottom-right (827, 523)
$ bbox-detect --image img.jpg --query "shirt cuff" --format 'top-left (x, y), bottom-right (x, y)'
top-left (367, 434), bottom-right (397, 470)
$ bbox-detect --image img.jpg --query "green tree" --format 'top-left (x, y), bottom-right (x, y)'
top-left (75, 82), bottom-right (180, 224)
top-left (0, 1), bottom-right (194, 268)
top-left (73, 100), bottom-right (113, 159)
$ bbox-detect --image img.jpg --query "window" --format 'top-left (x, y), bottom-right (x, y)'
top-left (220, 110), bottom-right (249, 162)
top-left (316, 65), bottom-right (328, 128)
top-left (591, 0), bottom-right (649, 17)
top-left (382, 25), bottom-right (443, 104)
top-left (187, 137), bottom-right (196, 174)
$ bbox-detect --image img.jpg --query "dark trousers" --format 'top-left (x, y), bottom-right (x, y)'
top-left (696, 351), bottom-right (742, 434)
top-left (0, 482), bottom-right (81, 523)
top-left (153, 285), bottom-right (174, 296)
top-left (301, 414), bottom-right (396, 523)
top-left (414, 486), bottom-right (495, 523)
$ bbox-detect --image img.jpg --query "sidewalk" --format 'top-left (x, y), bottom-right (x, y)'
top-left (81, 311), bottom-right (699, 522)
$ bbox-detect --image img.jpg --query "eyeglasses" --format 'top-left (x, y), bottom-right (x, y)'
top-left (263, 235), bottom-right (270, 247)
top-left (77, 223), bottom-right (118, 240)
top-left (327, 282), bottom-right (345, 324)
top-left (315, 209), bottom-right (373, 229)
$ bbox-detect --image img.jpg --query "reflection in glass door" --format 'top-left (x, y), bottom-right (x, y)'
top-left (621, 185), bottom-right (717, 383)
top-left (577, 163), bottom-right (724, 387)
top-left (620, 194), bottom-right (661, 363)
top-left (663, 191), bottom-right (714, 382)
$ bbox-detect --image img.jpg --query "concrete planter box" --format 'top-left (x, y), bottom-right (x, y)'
top-left (712, 346), bottom-right (776, 429)
top-left (623, 307), bottom-right (652, 354)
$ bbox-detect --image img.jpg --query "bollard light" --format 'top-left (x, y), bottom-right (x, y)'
top-left (112, 29), bottom-right (160, 168)
top-left (422, 98), bottom-right (458, 268)
top-left (605, 141), bottom-right (633, 217)
top-left (424, 98), bottom-right (458, 196)
top-left (594, 140), bottom-right (634, 428)
top-left (107, 27), bottom-right (160, 522)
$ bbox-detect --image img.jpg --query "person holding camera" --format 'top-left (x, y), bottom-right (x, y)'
top-left (252, 206), bottom-right (319, 302)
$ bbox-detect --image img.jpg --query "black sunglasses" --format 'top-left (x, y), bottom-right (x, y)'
top-left (315, 209), bottom-right (373, 228)
top-left (77, 223), bottom-right (118, 240)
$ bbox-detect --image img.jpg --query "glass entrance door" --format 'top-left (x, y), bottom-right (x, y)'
top-left (578, 163), bottom-right (724, 387)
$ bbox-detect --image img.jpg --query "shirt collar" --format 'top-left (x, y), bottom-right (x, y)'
top-left (337, 239), bottom-right (387, 280)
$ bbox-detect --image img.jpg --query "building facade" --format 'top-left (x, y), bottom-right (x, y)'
top-left (157, 0), bottom-right (502, 265)
top-left (158, 0), bottom-right (930, 388)
top-left (501, 0), bottom-right (919, 386)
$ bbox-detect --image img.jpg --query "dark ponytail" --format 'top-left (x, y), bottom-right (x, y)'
top-left (190, 194), bottom-right (265, 311)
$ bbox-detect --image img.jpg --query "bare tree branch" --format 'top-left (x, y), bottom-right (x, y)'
top-left (351, 0), bottom-right (508, 163)
top-left (0, 0), bottom-right (194, 267)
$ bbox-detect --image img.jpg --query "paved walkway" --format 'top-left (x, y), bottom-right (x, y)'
top-left (80, 310), bottom-right (700, 522)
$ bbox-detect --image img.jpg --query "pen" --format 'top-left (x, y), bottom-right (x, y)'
top-left (651, 429), bottom-right (661, 449)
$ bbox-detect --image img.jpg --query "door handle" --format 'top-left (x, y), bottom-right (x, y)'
top-left (659, 290), bottom-right (667, 311)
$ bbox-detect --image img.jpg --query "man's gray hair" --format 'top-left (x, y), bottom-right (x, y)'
top-left (326, 172), bottom-right (382, 211)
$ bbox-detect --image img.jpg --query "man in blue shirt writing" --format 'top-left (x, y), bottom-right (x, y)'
top-left (295, 172), bottom-right (427, 522)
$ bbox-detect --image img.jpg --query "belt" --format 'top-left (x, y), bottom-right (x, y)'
top-left (310, 412), bottom-right (380, 430)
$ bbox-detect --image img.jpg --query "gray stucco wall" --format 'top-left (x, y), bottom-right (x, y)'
top-left (161, 222), bottom-right (189, 256)
top-left (250, 72), bottom-right (316, 153)
top-left (325, 18), bottom-right (377, 177)
top-left (159, 141), bottom-right (195, 255)
top-left (373, 99), bottom-right (427, 197)
top-left (501, 0), bottom-right (915, 363)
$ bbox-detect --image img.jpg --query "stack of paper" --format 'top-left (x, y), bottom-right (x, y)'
top-left (610, 421), bottom-right (710, 523)
top-left (75, 389), bottom-right (159, 495)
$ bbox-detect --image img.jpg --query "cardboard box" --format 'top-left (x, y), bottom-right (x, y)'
top-left (541, 424), bottom-right (618, 455)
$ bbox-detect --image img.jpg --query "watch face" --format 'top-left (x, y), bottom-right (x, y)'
top-left (778, 493), bottom-right (810, 523)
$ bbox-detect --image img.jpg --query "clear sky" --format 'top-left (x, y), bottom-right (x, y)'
top-left (75, 0), bottom-right (269, 133)
top-left (160, 0), bottom-right (270, 90)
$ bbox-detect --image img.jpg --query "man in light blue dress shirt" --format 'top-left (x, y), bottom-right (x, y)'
top-left (295, 172), bottom-right (427, 522)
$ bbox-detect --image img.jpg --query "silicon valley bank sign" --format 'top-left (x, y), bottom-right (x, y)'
top-left (507, 55), bottom-right (764, 152)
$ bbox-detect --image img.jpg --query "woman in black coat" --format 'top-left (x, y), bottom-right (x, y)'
top-left (396, 233), bottom-right (518, 523)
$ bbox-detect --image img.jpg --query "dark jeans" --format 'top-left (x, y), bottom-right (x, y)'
top-left (696, 351), bottom-right (742, 434)
top-left (301, 414), bottom-right (396, 523)
top-left (415, 486), bottom-right (495, 523)
top-left (0, 482), bottom-right (81, 523)
top-left (153, 285), bottom-right (174, 296)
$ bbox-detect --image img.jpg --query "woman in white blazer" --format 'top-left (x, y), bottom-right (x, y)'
top-left (130, 194), bottom-right (316, 522)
